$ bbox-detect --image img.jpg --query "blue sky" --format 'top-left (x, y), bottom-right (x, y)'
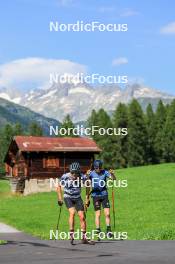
top-left (0, 0), bottom-right (175, 94)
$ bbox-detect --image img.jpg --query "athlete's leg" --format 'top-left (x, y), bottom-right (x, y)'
top-left (93, 197), bottom-right (101, 228)
top-left (77, 210), bottom-right (86, 231)
top-left (104, 208), bottom-right (110, 226)
top-left (76, 199), bottom-right (95, 244)
top-left (102, 195), bottom-right (111, 226)
top-left (75, 197), bottom-right (86, 231)
top-left (95, 210), bottom-right (101, 229)
top-left (68, 207), bottom-right (76, 230)
top-left (102, 195), bottom-right (113, 237)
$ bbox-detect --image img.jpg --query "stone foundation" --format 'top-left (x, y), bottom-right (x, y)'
top-left (23, 179), bottom-right (56, 195)
top-left (10, 178), bottom-right (25, 193)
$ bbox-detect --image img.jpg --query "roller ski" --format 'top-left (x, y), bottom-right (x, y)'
top-left (81, 238), bottom-right (95, 245)
top-left (70, 231), bottom-right (75, 245)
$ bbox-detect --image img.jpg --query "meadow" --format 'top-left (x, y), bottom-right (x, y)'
top-left (0, 163), bottom-right (175, 240)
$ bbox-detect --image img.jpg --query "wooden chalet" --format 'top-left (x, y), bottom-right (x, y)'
top-left (4, 136), bottom-right (101, 194)
top-left (5, 136), bottom-right (101, 178)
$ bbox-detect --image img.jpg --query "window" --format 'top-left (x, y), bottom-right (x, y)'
top-left (43, 156), bottom-right (59, 168)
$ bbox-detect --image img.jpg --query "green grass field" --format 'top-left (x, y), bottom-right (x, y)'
top-left (0, 240), bottom-right (7, 245)
top-left (0, 163), bottom-right (175, 240)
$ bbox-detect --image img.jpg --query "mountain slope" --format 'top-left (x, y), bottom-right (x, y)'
top-left (0, 98), bottom-right (60, 135)
top-left (0, 83), bottom-right (174, 122)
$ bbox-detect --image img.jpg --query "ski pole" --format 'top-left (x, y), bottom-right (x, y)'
top-left (109, 169), bottom-right (116, 230)
top-left (112, 183), bottom-right (116, 230)
top-left (84, 190), bottom-right (91, 219)
top-left (84, 167), bottom-right (92, 219)
top-left (84, 203), bottom-right (87, 219)
top-left (56, 206), bottom-right (62, 232)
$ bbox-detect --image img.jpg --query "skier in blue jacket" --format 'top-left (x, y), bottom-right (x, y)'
top-left (86, 160), bottom-right (116, 238)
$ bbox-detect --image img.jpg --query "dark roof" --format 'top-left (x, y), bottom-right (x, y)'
top-left (12, 136), bottom-right (101, 152)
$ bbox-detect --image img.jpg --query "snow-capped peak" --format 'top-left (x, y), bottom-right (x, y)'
top-left (0, 83), bottom-right (174, 122)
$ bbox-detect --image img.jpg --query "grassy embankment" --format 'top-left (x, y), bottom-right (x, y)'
top-left (0, 163), bottom-right (175, 240)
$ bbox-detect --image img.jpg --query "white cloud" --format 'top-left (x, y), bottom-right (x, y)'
top-left (0, 57), bottom-right (86, 91)
top-left (112, 57), bottom-right (128, 66)
top-left (160, 22), bottom-right (175, 34)
top-left (120, 8), bottom-right (139, 17)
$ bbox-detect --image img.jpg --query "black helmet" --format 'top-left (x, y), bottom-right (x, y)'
top-left (93, 160), bottom-right (103, 169)
top-left (69, 162), bottom-right (81, 173)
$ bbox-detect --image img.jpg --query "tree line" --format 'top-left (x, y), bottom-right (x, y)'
top-left (0, 99), bottom-right (175, 172)
top-left (87, 99), bottom-right (175, 168)
top-left (0, 122), bottom-right (43, 173)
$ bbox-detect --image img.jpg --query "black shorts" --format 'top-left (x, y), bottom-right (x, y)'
top-left (93, 195), bottom-right (110, 211)
top-left (64, 197), bottom-right (84, 212)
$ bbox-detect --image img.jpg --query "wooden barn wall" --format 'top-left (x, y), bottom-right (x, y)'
top-left (14, 152), bottom-right (28, 177)
top-left (24, 152), bottom-right (94, 179)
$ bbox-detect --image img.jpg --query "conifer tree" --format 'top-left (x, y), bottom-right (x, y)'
top-left (154, 100), bottom-right (167, 162)
top-left (128, 100), bottom-right (148, 166)
top-left (88, 108), bottom-right (114, 168)
top-left (112, 103), bottom-right (128, 168)
top-left (87, 110), bottom-right (98, 141)
top-left (96, 109), bottom-right (114, 168)
top-left (59, 114), bottom-right (77, 137)
top-left (3, 124), bottom-right (14, 143)
top-left (0, 124), bottom-right (14, 173)
top-left (28, 122), bottom-right (43, 136)
top-left (145, 104), bottom-right (156, 163)
top-left (162, 99), bottom-right (175, 162)
top-left (14, 123), bottom-right (23, 135)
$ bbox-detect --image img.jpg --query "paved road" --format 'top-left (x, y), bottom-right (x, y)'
top-left (0, 231), bottom-right (175, 264)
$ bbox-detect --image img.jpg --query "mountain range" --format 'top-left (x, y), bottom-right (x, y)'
top-left (0, 97), bottom-right (59, 135)
top-left (0, 83), bottom-right (174, 122)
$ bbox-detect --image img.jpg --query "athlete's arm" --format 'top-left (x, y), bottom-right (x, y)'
top-left (109, 169), bottom-right (116, 180)
top-left (85, 170), bottom-right (91, 206)
top-left (57, 184), bottom-right (63, 201)
top-left (57, 176), bottom-right (64, 205)
top-left (105, 169), bottom-right (116, 181)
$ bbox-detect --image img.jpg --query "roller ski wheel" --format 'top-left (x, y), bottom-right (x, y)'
top-left (81, 238), bottom-right (95, 245)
